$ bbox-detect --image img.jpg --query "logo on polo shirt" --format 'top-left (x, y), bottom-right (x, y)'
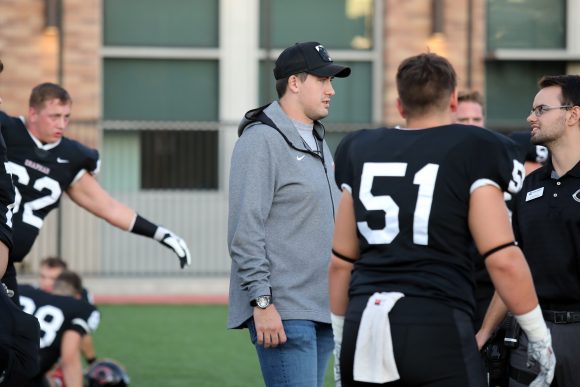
top-left (573, 189), bottom-right (580, 203)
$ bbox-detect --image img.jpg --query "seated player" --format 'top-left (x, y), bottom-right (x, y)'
top-left (20, 270), bottom-right (100, 387)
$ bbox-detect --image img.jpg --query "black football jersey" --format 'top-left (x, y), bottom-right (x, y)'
top-left (0, 287), bottom-right (40, 385)
top-left (0, 112), bottom-right (99, 262)
top-left (508, 130), bottom-right (549, 164)
top-left (0, 118), bottom-right (15, 252)
top-left (334, 124), bottom-right (524, 316)
top-left (18, 284), bottom-right (100, 375)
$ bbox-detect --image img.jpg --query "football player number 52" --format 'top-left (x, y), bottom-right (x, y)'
top-left (5, 161), bottom-right (62, 229)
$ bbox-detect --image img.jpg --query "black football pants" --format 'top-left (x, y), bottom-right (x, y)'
top-left (340, 296), bottom-right (486, 387)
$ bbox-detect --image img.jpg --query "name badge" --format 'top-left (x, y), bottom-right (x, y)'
top-left (526, 187), bottom-right (544, 202)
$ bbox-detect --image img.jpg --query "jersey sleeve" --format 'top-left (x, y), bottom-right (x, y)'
top-left (76, 142), bottom-right (100, 174)
top-left (70, 142), bottom-right (100, 185)
top-left (69, 303), bottom-right (99, 336)
top-left (334, 131), bottom-right (359, 193)
top-left (0, 117), bottom-right (15, 250)
top-left (468, 131), bottom-right (525, 195)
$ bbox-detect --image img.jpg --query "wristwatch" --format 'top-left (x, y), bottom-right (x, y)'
top-left (250, 295), bottom-right (272, 309)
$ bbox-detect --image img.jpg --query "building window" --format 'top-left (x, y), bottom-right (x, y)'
top-left (258, 0), bottom-right (379, 153)
top-left (485, 61), bottom-right (567, 130)
top-left (104, 0), bottom-right (219, 47)
top-left (487, 0), bottom-right (566, 50)
top-left (102, 0), bottom-right (220, 192)
top-left (259, 0), bottom-right (373, 50)
top-left (103, 59), bottom-right (218, 121)
top-left (141, 130), bottom-right (218, 190)
top-left (485, 0), bottom-right (568, 130)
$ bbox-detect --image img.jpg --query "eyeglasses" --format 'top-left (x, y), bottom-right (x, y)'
top-left (530, 104), bottom-right (572, 117)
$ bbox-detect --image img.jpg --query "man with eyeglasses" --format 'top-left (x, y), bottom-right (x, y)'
top-left (478, 74), bottom-right (580, 386)
top-left (455, 91), bottom-right (548, 329)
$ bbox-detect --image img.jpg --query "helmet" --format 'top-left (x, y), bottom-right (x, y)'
top-left (85, 359), bottom-right (130, 387)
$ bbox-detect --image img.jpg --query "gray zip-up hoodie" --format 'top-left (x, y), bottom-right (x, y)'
top-left (227, 101), bottom-right (340, 329)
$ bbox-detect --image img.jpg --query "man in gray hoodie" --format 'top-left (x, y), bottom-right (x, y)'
top-left (227, 41), bottom-right (350, 386)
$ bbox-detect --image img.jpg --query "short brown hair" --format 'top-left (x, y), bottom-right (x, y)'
top-left (458, 90), bottom-right (484, 109)
top-left (276, 72), bottom-right (308, 99)
top-left (29, 82), bottom-right (72, 109)
top-left (396, 53), bottom-right (457, 118)
top-left (40, 256), bottom-right (68, 270)
top-left (538, 75), bottom-right (580, 107)
top-left (53, 270), bottom-right (83, 297)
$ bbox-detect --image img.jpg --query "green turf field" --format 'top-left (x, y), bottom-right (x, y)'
top-left (93, 304), bottom-right (336, 387)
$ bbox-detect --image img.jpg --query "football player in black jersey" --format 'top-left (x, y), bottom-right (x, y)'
top-left (20, 270), bottom-right (100, 387)
top-left (455, 89), bottom-right (495, 331)
top-left (0, 60), bottom-right (17, 282)
top-left (37, 257), bottom-right (98, 369)
top-left (328, 53), bottom-right (555, 386)
top-left (0, 82), bottom-right (191, 302)
top-left (0, 57), bottom-right (42, 387)
top-left (508, 131), bottom-right (548, 176)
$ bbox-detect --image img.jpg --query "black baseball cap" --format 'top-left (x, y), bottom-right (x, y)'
top-left (273, 42), bottom-right (351, 80)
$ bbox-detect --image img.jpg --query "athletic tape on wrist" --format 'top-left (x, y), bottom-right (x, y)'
top-left (515, 305), bottom-right (548, 342)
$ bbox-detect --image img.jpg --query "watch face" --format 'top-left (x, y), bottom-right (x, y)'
top-left (257, 296), bottom-right (270, 308)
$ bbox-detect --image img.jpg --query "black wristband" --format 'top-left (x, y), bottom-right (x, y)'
top-left (130, 215), bottom-right (158, 238)
top-left (86, 357), bottom-right (97, 365)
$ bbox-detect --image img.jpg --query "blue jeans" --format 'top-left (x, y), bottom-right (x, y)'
top-left (248, 319), bottom-right (334, 387)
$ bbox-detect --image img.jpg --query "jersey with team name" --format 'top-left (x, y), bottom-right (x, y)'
top-left (0, 112), bottom-right (99, 262)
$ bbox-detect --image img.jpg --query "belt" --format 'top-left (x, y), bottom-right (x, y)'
top-left (510, 367), bottom-right (536, 385)
top-left (543, 309), bottom-right (580, 324)
top-left (540, 301), bottom-right (580, 311)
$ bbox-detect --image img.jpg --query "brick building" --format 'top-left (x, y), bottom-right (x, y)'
top-left (0, 0), bottom-right (578, 283)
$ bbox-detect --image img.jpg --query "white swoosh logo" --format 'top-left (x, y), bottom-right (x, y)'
top-left (57, 157), bottom-right (69, 163)
top-left (296, 155), bottom-right (305, 161)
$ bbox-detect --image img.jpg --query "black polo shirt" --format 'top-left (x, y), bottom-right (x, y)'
top-left (512, 159), bottom-right (580, 307)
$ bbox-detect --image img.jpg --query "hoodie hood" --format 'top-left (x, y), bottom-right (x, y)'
top-left (237, 102), bottom-right (326, 153)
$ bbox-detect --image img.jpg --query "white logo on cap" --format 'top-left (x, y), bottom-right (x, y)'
top-left (315, 45), bottom-right (332, 62)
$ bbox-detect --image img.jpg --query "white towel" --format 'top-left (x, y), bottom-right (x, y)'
top-left (353, 292), bottom-right (405, 383)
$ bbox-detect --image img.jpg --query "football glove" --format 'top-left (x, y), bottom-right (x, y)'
top-left (527, 332), bottom-right (556, 387)
top-left (331, 313), bottom-right (344, 387)
top-left (156, 227), bottom-right (191, 269)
